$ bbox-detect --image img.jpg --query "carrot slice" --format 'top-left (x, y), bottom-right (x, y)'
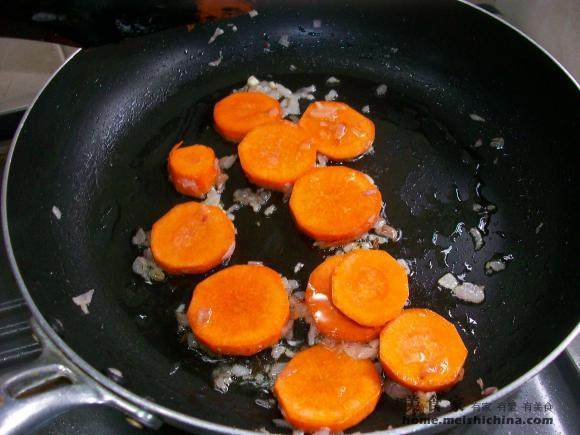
top-left (238, 120), bottom-right (316, 191)
top-left (168, 142), bottom-right (219, 198)
top-left (379, 309), bottom-right (468, 392)
top-left (306, 255), bottom-right (381, 342)
top-left (332, 249), bottom-right (408, 327)
top-left (299, 101), bottom-right (375, 161)
top-left (150, 202), bottom-right (235, 274)
top-left (213, 92), bottom-right (283, 142)
top-left (274, 344), bottom-right (381, 432)
top-left (187, 264), bottom-right (290, 356)
top-left (289, 166), bottom-right (382, 242)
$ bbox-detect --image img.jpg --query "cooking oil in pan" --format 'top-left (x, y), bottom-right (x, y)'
top-left (122, 73), bottom-right (513, 424)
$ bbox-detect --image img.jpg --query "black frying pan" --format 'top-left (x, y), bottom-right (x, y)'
top-left (1, 1), bottom-right (579, 433)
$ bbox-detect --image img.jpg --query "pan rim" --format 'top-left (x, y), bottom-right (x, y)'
top-left (2, 1), bottom-right (579, 433)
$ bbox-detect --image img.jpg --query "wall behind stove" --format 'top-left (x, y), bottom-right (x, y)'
top-left (0, 0), bottom-right (578, 114)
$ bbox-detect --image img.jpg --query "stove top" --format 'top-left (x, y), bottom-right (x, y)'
top-left (1, 110), bottom-right (578, 435)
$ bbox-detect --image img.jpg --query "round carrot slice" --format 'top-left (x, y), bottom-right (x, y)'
top-left (187, 264), bottom-right (290, 356)
top-left (238, 120), bottom-right (316, 191)
top-left (332, 249), bottom-right (408, 327)
top-left (306, 255), bottom-right (381, 342)
top-left (274, 344), bottom-right (381, 432)
top-left (379, 309), bottom-right (468, 392)
top-left (289, 166), bottom-right (382, 242)
top-left (214, 92), bottom-right (283, 142)
top-left (168, 142), bottom-right (219, 198)
top-left (299, 101), bottom-right (374, 161)
top-left (150, 202), bottom-right (235, 274)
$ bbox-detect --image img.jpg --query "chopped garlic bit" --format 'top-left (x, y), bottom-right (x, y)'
top-left (283, 277), bottom-right (300, 293)
top-left (438, 272), bottom-right (459, 290)
top-left (236, 76), bottom-right (315, 117)
top-left (326, 76), bottom-right (340, 85)
top-left (51, 205), bottom-right (62, 220)
top-left (314, 231), bottom-right (389, 253)
top-left (247, 75), bottom-right (260, 87)
top-left (376, 84), bottom-right (388, 96)
top-left (72, 289), bottom-right (95, 315)
top-left (208, 27), bottom-right (224, 44)
top-left (263, 204), bottom-right (276, 216)
top-left (107, 367), bottom-right (123, 381)
top-left (469, 227), bottom-right (484, 250)
top-left (271, 343), bottom-right (286, 360)
top-left (208, 50), bottom-right (223, 67)
top-left (132, 227), bottom-right (149, 248)
top-left (294, 262), bottom-right (304, 273)
top-left (453, 282), bottom-right (485, 304)
top-left (485, 259), bottom-right (507, 275)
top-left (233, 187), bottom-right (271, 212)
top-left (212, 364), bottom-right (253, 393)
top-left (361, 105), bottom-right (370, 114)
top-left (324, 89), bottom-right (338, 101)
top-left (225, 204), bottom-right (240, 221)
top-left (438, 273), bottom-right (484, 304)
top-left (248, 9), bottom-right (258, 18)
top-left (202, 188), bottom-right (222, 207)
top-left (218, 154), bottom-right (237, 170)
top-left (333, 339), bottom-right (379, 360)
top-left (289, 293), bottom-right (309, 320)
top-left (373, 218), bottom-right (401, 241)
top-left (469, 113), bottom-right (486, 122)
top-left (316, 153), bottom-right (328, 167)
top-left (132, 249), bottom-right (166, 284)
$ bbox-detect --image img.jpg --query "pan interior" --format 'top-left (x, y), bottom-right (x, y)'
top-left (5, 1), bottom-right (579, 431)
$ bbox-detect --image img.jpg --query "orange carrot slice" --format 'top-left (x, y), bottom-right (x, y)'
top-left (168, 142), bottom-right (219, 198)
top-left (306, 255), bottom-right (381, 342)
top-left (299, 101), bottom-right (374, 161)
top-left (150, 202), bottom-right (235, 274)
top-left (289, 166), bottom-right (382, 242)
top-left (187, 264), bottom-right (289, 356)
top-left (274, 344), bottom-right (381, 432)
top-left (213, 92), bottom-right (283, 142)
top-left (332, 249), bottom-right (408, 327)
top-left (379, 309), bottom-right (468, 392)
top-left (238, 120), bottom-right (316, 191)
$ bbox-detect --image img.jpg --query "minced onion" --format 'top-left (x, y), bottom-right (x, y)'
top-left (452, 282), bottom-right (485, 304)
top-left (233, 187), bottom-right (271, 212)
top-left (72, 289), bottom-right (95, 314)
top-left (51, 205), bottom-right (62, 220)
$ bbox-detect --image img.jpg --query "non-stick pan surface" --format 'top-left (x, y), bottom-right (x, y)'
top-left (3, 0), bottom-right (579, 432)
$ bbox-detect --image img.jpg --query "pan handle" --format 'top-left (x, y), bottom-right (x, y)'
top-left (0, 319), bottom-right (162, 434)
